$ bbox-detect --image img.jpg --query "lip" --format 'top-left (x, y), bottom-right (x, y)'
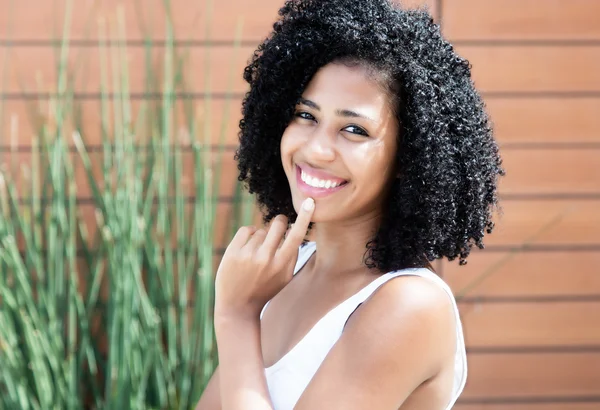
top-left (296, 162), bottom-right (347, 184)
top-left (295, 164), bottom-right (348, 199)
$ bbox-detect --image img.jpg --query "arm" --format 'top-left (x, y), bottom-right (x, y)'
top-left (194, 367), bottom-right (221, 410)
top-left (214, 314), bottom-right (273, 409)
top-left (212, 198), bottom-right (316, 410)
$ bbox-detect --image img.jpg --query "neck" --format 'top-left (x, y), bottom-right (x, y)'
top-left (307, 211), bottom-right (384, 277)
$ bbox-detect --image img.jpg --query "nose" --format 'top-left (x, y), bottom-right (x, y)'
top-left (305, 124), bottom-right (336, 162)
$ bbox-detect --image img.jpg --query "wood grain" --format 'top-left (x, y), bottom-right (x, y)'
top-left (0, 0), bottom-right (437, 41)
top-left (463, 352), bottom-right (600, 398)
top-left (0, 44), bottom-right (254, 94)
top-left (443, 0), bottom-right (600, 40)
top-left (486, 98), bottom-right (600, 144)
top-left (445, 251), bottom-right (600, 298)
top-left (459, 301), bottom-right (600, 347)
top-left (4, 97), bottom-right (600, 147)
top-left (458, 46), bottom-right (600, 93)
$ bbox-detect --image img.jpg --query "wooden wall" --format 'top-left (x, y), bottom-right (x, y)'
top-left (1, 0), bottom-right (599, 408)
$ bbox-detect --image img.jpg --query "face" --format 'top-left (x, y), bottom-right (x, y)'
top-left (280, 62), bottom-right (399, 224)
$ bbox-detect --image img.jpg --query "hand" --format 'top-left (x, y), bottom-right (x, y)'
top-left (214, 197), bottom-right (315, 319)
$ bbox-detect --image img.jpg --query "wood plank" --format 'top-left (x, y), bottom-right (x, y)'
top-left (457, 46), bottom-right (600, 93)
top-left (458, 301), bottom-right (600, 347)
top-left (0, 0), bottom-right (437, 41)
top-left (483, 200), bottom-right (600, 246)
top-left (3, 45), bottom-right (600, 111)
top-left (486, 98), bottom-right (600, 144)
top-left (5, 96), bottom-right (600, 148)
top-left (499, 149), bottom-right (600, 195)
top-left (454, 403), bottom-right (600, 410)
top-left (0, 0), bottom-right (278, 41)
top-left (5, 45), bottom-right (600, 96)
top-left (0, 44), bottom-right (254, 95)
top-left (463, 352), bottom-right (600, 398)
top-left (443, 0), bottom-right (600, 40)
top-left (444, 251), bottom-right (600, 298)
top-left (0, 97), bottom-right (244, 147)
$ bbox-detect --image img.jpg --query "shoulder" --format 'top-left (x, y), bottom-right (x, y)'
top-left (346, 271), bottom-right (457, 378)
top-left (295, 270), bottom-right (459, 408)
top-left (368, 271), bottom-right (455, 319)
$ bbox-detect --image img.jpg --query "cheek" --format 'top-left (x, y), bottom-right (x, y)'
top-left (280, 129), bottom-right (293, 166)
top-left (279, 129), bottom-right (298, 178)
top-left (280, 125), bottom-right (304, 163)
top-left (353, 142), bottom-right (397, 184)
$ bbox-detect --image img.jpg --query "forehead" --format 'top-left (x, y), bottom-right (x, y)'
top-left (301, 63), bottom-right (394, 116)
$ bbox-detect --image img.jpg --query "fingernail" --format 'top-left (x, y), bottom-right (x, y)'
top-left (303, 197), bottom-right (314, 211)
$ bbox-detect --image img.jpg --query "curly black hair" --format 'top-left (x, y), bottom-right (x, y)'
top-left (235, 0), bottom-right (504, 272)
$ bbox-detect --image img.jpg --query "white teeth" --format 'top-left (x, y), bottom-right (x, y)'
top-left (300, 170), bottom-right (344, 189)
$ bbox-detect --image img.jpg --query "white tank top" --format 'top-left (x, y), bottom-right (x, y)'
top-left (260, 242), bottom-right (467, 410)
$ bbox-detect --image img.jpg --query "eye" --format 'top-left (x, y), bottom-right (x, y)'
top-left (295, 111), bottom-right (316, 121)
top-left (343, 125), bottom-right (369, 137)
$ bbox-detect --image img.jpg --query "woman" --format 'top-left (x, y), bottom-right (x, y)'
top-left (196, 0), bottom-right (503, 409)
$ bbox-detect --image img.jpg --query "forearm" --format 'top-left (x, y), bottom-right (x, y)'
top-left (214, 313), bottom-right (274, 410)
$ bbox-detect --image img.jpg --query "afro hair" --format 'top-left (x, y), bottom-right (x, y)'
top-left (235, 0), bottom-right (504, 272)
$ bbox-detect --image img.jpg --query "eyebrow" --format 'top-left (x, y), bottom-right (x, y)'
top-left (298, 98), bottom-right (377, 123)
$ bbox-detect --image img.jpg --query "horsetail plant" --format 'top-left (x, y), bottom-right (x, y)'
top-left (0, 0), bottom-right (254, 408)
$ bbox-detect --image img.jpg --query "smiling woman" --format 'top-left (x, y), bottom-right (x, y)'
top-left (195, 0), bottom-right (504, 409)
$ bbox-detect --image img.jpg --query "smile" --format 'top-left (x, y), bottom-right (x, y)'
top-left (300, 169), bottom-right (345, 189)
top-left (295, 165), bottom-right (348, 199)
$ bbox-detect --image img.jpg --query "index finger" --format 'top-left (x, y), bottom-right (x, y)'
top-left (277, 197), bottom-right (315, 259)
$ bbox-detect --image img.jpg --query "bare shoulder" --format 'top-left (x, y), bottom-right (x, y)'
top-left (362, 272), bottom-right (455, 322)
top-left (346, 272), bottom-right (457, 377)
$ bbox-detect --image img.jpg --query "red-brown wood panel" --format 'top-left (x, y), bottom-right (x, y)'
top-left (0, 0), bottom-right (278, 41)
top-left (0, 45), bottom-right (254, 94)
top-left (3, 45), bottom-right (600, 96)
top-left (443, 0), bottom-right (600, 40)
top-left (5, 96), bottom-right (600, 148)
top-left (0, 97), bottom-right (244, 146)
top-left (445, 251), bottom-right (600, 298)
top-left (463, 352), bottom-right (600, 398)
top-left (499, 149), bottom-right (600, 195)
top-left (483, 200), bottom-right (600, 246)
top-left (486, 98), bottom-right (600, 144)
top-left (459, 301), bottom-right (600, 347)
top-left (458, 46), bottom-right (600, 93)
top-left (0, 0), bottom-right (437, 41)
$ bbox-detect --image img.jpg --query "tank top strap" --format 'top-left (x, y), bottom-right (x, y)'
top-left (329, 267), bottom-right (452, 329)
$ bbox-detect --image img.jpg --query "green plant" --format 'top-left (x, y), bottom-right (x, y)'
top-left (0, 0), bottom-right (254, 409)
